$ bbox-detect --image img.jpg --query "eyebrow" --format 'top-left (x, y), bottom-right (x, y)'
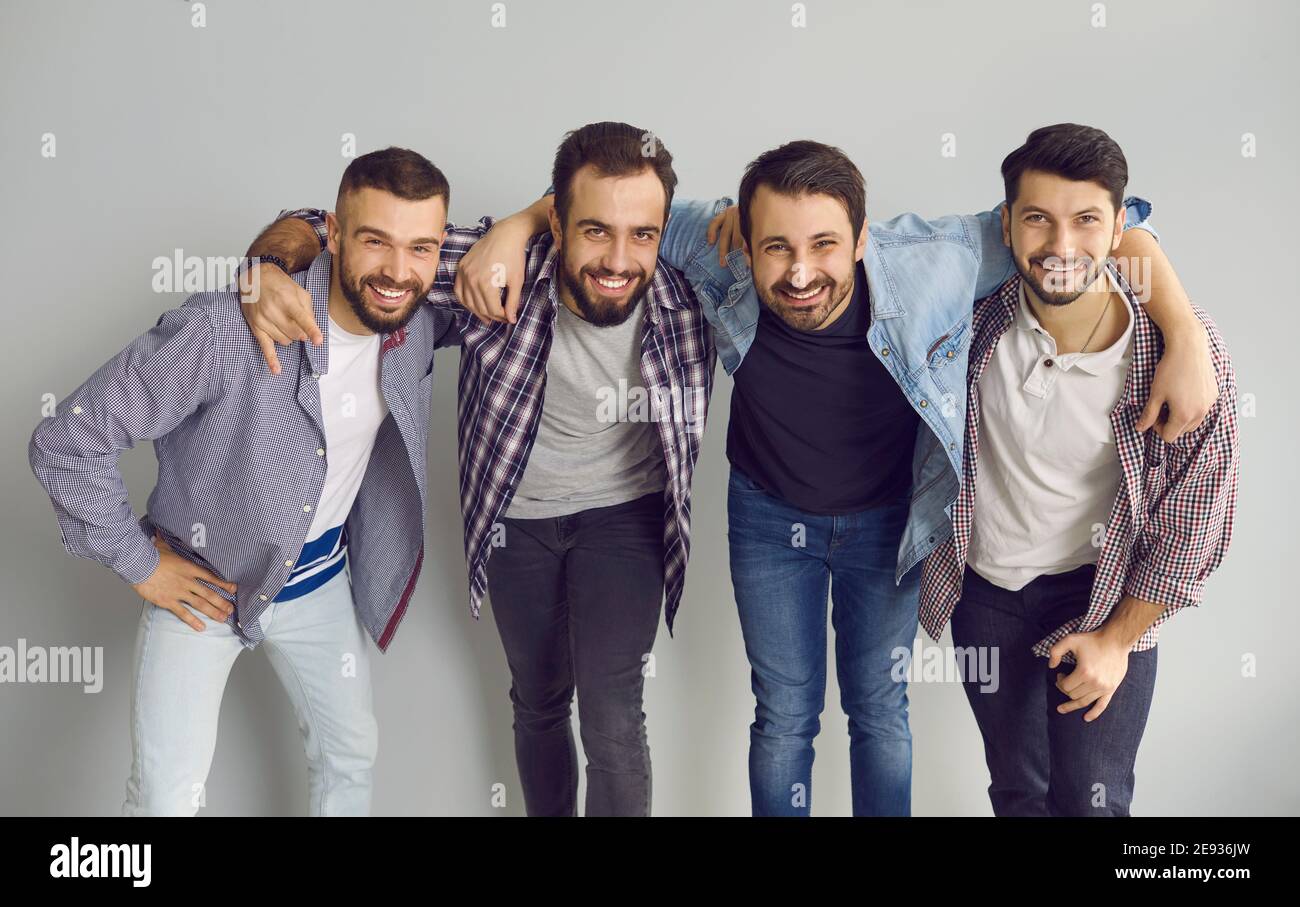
top-left (354, 225), bottom-right (442, 247)
top-left (575, 218), bottom-right (661, 235)
top-left (756, 230), bottom-right (843, 246)
top-left (1019, 205), bottom-right (1105, 217)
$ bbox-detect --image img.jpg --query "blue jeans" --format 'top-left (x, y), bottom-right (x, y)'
top-left (123, 563), bottom-right (377, 816)
top-left (951, 564), bottom-right (1158, 816)
top-left (727, 464), bottom-right (920, 816)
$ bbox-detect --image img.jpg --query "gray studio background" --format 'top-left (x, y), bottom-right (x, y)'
top-left (1, 0), bottom-right (1294, 816)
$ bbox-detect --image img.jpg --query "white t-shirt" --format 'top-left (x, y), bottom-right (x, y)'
top-left (277, 314), bottom-right (388, 598)
top-left (966, 278), bottom-right (1135, 591)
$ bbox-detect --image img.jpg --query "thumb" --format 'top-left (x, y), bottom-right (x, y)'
top-left (1135, 394), bottom-right (1163, 433)
top-left (505, 282), bottom-right (521, 325)
top-left (1048, 636), bottom-right (1074, 669)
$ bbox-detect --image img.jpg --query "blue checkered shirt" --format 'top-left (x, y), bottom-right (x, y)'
top-left (30, 251), bottom-right (456, 649)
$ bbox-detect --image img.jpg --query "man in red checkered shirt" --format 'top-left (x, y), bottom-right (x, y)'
top-left (918, 124), bottom-right (1239, 816)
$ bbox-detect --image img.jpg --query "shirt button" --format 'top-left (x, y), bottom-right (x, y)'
top-left (259, 594), bottom-right (268, 601)
top-left (285, 560), bottom-right (294, 567)
top-left (880, 346), bottom-right (890, 356)
top-left (72, 406), bottom-right (82, 414)
top-left (303, 504), bottom-right (312, 512)
top-left (949, 443), bottom-right (956, 451)
top-left (946, 349), bottom-right (955, 359)
top-left (316, 448), bottom-right (325, 457)
top-left (918, 399), bottom-right (929, 408)
top-left (1044, 358), bottom-right (1054, 368)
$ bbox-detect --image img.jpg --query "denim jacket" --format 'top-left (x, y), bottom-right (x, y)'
top-left (656, 195), bottom-right (1157, 584)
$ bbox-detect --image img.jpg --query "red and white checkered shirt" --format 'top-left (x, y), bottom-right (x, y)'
top-left (918, 266), bottom-right (1239, 656)
top-left (284, 208), bottom-right (716, 633)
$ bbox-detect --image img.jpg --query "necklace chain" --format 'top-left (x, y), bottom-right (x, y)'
top-left (1078, 293), bottom-right (1113, 354)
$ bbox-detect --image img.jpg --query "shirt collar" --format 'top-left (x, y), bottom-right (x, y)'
top-left (1015, 269), bottom-right (1135, 376)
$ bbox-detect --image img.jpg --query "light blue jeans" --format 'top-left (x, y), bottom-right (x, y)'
top-left (123, 564), bottom-right (377, 816)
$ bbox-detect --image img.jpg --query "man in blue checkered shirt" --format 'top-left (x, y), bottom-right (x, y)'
top-left (30, 147), bottom-right (456, 815)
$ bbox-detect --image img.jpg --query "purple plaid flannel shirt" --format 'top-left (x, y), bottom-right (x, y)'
top-left (282, 208), bottom-right (717, 633)
top-left (30, 251), bottom-right (457, 649)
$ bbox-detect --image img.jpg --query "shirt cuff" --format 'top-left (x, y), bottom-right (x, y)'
top-left (1123, 559), bottom-right (1202, 612)
top-left (111, 533), bottom-right (161, 587)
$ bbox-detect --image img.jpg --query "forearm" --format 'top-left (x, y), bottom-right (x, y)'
top-left (246, 216), bottom-right (323, 272)
top-left (1114, 227), bottom-right (1201, 340)
top-left (487, 194), bottom-right (552, 238)
top-left (517, 193), bottom-right (554, 232)
top-left (1098, 594), bottom-right (1166, 648)
top-left (29, 308), bottom-right (217, 583)
top-left (30, 408), bottom-right (159, 585)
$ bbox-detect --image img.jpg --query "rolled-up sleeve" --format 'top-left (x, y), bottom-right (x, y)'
top-left (276, 207), bottom-right (330, 247)
top-left (29, 305), bottom-right (221, 586)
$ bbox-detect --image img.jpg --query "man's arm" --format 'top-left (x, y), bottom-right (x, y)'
top-left (246, 212), bottom-right (324, 272)
top-left (28, 306), bottom-right (237, 629)
top-left (1048, 309), bottom-right (1239, 720)
top-left (1122, 312), bottom-right (1240, 614)
top-left (239, 209), bottom-right (331, 373)
top-left (452, 195), bottom-right (553, 325)
top-left (1112, 226), bottom-right (1219, 440)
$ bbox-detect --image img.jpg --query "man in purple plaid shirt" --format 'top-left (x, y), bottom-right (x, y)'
top-left (918, 125), bottom-right (1240, 816)
top-left (240, 122), bottom-right (715, 816)
top-left (30, 148), bottom-right (457, 815)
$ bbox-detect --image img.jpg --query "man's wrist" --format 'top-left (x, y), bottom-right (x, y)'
top-left (238, 255), bottom-right (290, 286)
top-left (1096, 620), bottom-right (1139, 650)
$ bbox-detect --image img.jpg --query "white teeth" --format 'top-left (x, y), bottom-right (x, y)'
top-left (785, 286), bottom-right (821, 300)
top-left (372, 286), bottom-right (406, 298)
top-left (594, 275), bottom-right (629, 289)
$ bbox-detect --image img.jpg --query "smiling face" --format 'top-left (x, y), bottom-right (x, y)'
top-left (327, 186), bottom-right (446, 333)
top-left (744, 185), bottom-right (868, 331)
top-left (1002, 169), bottom-right (1125, 307)
top-left (550, 164), bottom-right (665, 327)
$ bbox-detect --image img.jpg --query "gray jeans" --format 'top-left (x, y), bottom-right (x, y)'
top-left (484, 492), bottom-right (664, 817)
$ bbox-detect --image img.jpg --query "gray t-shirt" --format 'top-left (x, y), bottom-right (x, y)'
top-left (504, 291), bottom-right (667, 519)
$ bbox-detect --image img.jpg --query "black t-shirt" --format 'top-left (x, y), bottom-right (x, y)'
top-left (726, 261), bottom-right (920, 514)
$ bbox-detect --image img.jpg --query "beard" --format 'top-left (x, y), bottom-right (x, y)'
top-left (558, 252), bottom-right (651, 327)
top-left (337, 245), bottom-right (427, 333)
top-left (1010, 236), bottom-right (1108, 307)
top-left (756, 271), bottom-right (853, 331)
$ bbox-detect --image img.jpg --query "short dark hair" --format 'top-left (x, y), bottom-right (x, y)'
top-left (336, 146), bottom-right (450, 215)
top-left (738, 140), bottom-right (866, 246)
top-left (551, 121), bottom-right (677, 226)
top-left (1001, 123), bottom-right (1128, 213)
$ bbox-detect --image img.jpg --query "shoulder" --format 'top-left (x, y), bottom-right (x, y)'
top-left (652, 258), bottom-right (703, 313)
top-left (868, 211), bottom-right (981, 252)
top-left (972, 275), bottom-right (1019, 327)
